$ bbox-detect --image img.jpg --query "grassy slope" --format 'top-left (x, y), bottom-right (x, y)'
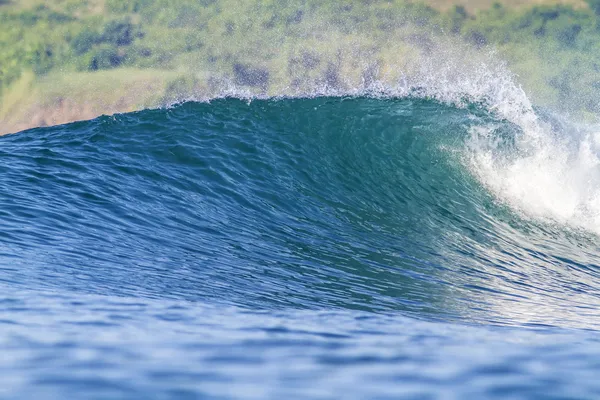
top-left (1, 0), bottom-right (599, 134)
top-left (0, 68), bottom-right (180, 132)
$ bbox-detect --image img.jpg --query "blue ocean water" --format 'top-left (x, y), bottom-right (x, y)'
top-left (1, 97), bottom-right (600, 398)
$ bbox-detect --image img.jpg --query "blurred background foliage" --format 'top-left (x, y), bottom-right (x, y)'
top-left (2, 0), bottom-right (600, 130)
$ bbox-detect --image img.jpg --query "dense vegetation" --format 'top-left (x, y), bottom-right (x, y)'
top-left (1, 0), bottom-right (600, 131)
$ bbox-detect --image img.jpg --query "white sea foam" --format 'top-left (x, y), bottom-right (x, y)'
top-left (467, 123), bottom-right (600, 234)
top-left (370, 38), bottom-right (600, 235)
top-left (412, 45), bottom-right (600, 235)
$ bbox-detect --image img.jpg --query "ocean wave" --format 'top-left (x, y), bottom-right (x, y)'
top-left (2, 95), bottom-right (600, 330)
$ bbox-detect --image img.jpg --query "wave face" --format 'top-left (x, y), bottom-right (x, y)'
top-left (2, 97), bottom-right (600, 398)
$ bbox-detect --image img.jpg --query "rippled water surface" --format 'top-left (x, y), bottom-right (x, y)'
top-left (1, 98), bottom-right (600, 398)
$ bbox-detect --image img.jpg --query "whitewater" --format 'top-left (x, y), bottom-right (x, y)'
top-left (1, 37), bottom-right (600, 399)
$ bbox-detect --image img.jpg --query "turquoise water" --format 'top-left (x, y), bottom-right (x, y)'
top-left (1, 97), bottom-right (600, 398)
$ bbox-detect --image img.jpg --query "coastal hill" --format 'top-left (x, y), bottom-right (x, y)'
top-left (1, 0), bottom-right (599, 134)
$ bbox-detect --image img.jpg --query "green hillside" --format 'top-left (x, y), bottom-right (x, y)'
top-left (1, 0), bottom-right (600, 133)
